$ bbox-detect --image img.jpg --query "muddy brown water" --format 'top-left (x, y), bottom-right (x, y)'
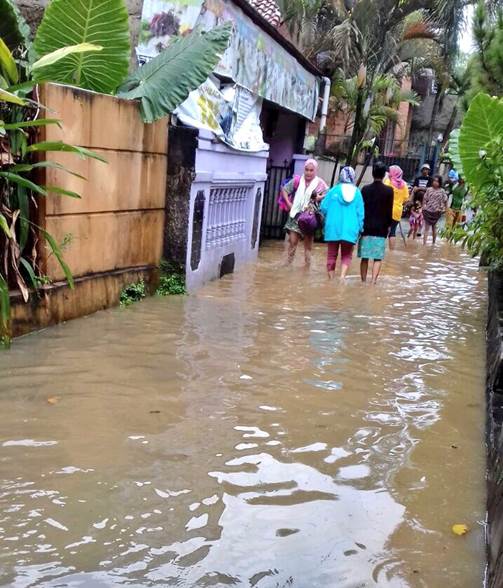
top-left (0, 240), bottom-right (487, 587)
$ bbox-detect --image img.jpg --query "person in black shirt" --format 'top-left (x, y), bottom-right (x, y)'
top-left (412, 163), bottom-right (433, 203)
top-left (358, 161), bottom-right (394, 284)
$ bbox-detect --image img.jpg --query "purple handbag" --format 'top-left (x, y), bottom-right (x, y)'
top-left (297, 208), bottom-right (319, 235)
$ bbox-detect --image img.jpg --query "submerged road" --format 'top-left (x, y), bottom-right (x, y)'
top-left (0, 240), bottom-right (486, 587)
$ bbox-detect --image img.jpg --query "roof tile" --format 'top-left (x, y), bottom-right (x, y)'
top-left (247, 0), bottom-right (281, 27)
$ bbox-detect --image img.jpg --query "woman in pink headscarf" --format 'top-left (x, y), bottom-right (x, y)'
top-left (281, 159), bottom-right (328, 266)
top-left (384, 165), bottom-right (409, 249)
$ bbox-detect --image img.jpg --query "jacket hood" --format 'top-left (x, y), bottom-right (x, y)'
top-left (339, 184), bottom-right (357, 204)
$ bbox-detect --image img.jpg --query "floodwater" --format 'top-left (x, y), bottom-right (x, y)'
top-left (0, 239), bottom-right (487, 587)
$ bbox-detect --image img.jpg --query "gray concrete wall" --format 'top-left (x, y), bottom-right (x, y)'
top-left (15, 0), bottom-right (143, 65)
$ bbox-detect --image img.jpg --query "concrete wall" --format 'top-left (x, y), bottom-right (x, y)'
top-left (38, 83), bottom-right (167, 281)
top-left (487, 270), bottom-right (503, 587)
top-left (164, 128), bottom-right (268, 291)
top-left (187, 130), bottom-right (268, 290)
top-left (11, 83), bottom-right (168, 337)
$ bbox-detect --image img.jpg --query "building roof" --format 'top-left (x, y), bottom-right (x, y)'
top-left (247, 0), bottom-right (281, 27)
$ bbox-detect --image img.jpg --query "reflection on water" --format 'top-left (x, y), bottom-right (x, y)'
top-left (0, 240), bottom-right (486, 587)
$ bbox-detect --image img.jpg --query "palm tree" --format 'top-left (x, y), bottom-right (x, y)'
top-left (330, 71), bottom-right (420, 164)
top-left (277, 0), bottom-right (469, 164)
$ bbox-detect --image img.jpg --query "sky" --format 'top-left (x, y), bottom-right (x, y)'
top-left (458, 5), bottom-right (475, 55)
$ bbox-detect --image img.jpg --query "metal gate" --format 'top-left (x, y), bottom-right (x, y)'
top-left (260, 163), bottom-right (293, 239)
top-left (379, 155), bottom-right (420, 183)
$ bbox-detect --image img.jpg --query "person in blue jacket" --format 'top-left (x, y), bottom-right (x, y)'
top-left (320, 166), bottom-right (364, 280)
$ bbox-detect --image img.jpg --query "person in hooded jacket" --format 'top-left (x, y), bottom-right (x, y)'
top-left (320, 166), bottom-right (364, 280)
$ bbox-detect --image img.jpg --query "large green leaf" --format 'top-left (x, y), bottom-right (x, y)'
top-left (0, 0), bottom-right (31, 52)
top-left (459, 93), bottom-right (503, 191)
top-left (117, 24), bottom-right (232, 123)
top-left (33, 0), bottom-right (130, 93)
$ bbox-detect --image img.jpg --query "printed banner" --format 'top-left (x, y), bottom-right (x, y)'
top-left (174, 78), bottom-right (268, 151)
top-left (137, 0), bottom-right (319, 120)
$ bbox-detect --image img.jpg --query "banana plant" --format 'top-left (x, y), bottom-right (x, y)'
top-left (0, 38), bottom-right (106, 347)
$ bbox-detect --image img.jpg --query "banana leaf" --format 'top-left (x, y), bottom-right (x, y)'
top-left (117, 24), bottom-right (232, 123)
top-left (459, 93), bottom-right (503, 191)
top-left (33, 0), bottom-right (130, 94)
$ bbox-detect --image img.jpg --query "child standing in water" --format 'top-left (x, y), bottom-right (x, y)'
top-left (408, 200), bottom-right (423, 239)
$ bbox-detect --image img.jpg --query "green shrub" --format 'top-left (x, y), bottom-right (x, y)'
top-left (156, 260), bottom-right (186, 296)
top-left (446, 93), bottom-right (503, 268)
top-left (119, 280), bottom-right (146, 307)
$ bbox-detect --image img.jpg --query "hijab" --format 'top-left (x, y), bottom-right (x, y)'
top-left (339, 166), bottom-right (357, 203)
top-left (388, 165), bottom-right (406, 190)
top-left (290, 159), bottom-right (321, 218)
top-left (339, 166), bottom-right (356, 184)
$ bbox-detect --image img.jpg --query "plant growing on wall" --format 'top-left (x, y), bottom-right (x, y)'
top-left (447, 93), bottom-right (503, 268)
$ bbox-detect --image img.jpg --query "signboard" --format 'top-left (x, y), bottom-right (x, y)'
top-left (137, 0), bottom-right (319, 120)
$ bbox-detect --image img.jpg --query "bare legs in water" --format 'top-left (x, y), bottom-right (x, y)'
top-left (360, 259), bottom-right (383, 284)
top-left (287, 231), bottom-right (314, 267)
top-left (422, 222), bottom-right (437, 245)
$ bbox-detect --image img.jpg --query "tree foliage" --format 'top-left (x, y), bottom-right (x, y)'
top-left (463, 1), bottom-right (503, 104)
top-left (447, 94), bottom-right (503, 268)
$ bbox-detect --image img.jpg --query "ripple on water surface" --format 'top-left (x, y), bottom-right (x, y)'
top-left (0, 241), bottom-right (486, 587)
